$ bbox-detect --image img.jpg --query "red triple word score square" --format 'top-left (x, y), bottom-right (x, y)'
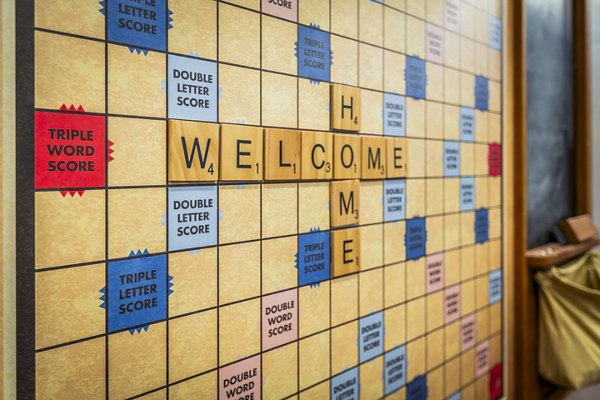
top-left (488, 143), bottom-right (502, 176)
top-left (35, 111), bottom-right (106, 189)
top-left (489, 363), bottom-right (503, 400)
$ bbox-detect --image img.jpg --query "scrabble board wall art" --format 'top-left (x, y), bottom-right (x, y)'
top-left (17, 0), bottom-right (505, 398)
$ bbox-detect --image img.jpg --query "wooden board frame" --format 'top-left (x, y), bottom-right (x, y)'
top-left (504, 0), bottom-right (525, 398)
top-left (15, 0), bottom-right (35, 398)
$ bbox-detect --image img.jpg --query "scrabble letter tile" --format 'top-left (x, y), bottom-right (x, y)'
top-left (264, 128), bottom-right (301, 181)
top-left (386, 137), bottom-right (409, 178)
top-left (333, 133), bottom-right (361, 179)
top-left (361, 136), bottom-right (387, 179)
top-left (330, 180), bottom-right (360, 228)
top-left (301, 131), bottom-right (333, 180)
top-left (169, 120), bottom-right (219, 182)
top-left (331, 83), bottom-right (361, 131)
top-left (331, 227), bottom-right (361, 277)
top-left (220, 124), bottom-right (263, 181)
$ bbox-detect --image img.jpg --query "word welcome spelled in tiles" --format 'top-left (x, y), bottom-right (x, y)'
top-left (169, 83), bottom-right (408, 183)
